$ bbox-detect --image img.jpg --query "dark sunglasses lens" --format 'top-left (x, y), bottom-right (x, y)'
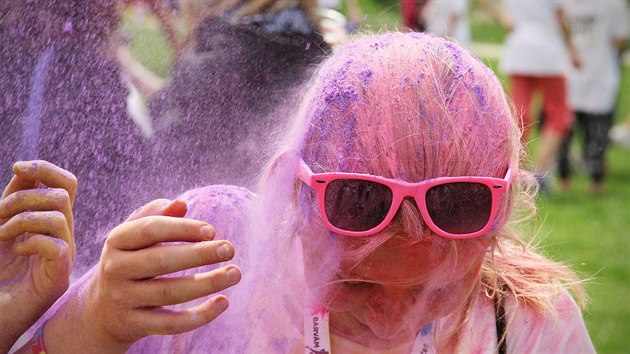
top-left (324, 179), bottom-right (393, 232)
top-left (426, 182), bottom-right (492, 235)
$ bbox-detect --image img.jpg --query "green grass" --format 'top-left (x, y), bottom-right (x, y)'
top-left (536, 147), bottom-right (630, 353)
top-left (122, 4), bottom-right (629, 352)
top-left (120, 9), bottom-right (175, 78)
top-left (354, 0), bottom-right (401, 32)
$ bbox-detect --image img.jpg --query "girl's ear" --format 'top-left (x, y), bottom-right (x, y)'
top-left (262, 150), bottom-right (301, 184)
top-left (257, 150), bottom-right (302, 200)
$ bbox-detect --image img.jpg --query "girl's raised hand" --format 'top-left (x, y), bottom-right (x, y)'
top-left (43, 199), bottom-right (241, 353)
top-left (0, 160), bottom-right (77, 353)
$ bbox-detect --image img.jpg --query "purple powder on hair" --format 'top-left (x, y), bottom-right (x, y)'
top-left (347, 112), bottom-right (358, 133)
top-left (473, 84), bottom-right (486, 109)
top-left (334, 112), bottom-right (358, 169)
top-left (359, 69), bottom-right (373, 86)
top-left (337, 152), bottom-right (350, 170)
top-left (323, 84), bottom-right (359, 110)
top-left (369, 38), bottom-right (391, 51)
top-left (443, 42), bottom-right (465, 107)
top-left (401, 76), bottom-right (412, 87)
top-left (491, 111), bottom-right (500, 126)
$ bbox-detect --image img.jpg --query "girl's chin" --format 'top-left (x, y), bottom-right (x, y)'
top-left (362, 316), bottom-right (415, 342)
top-left (338, 327), bottom-right (416, 351)
top-left (338, 312), bottom-right (416, 347)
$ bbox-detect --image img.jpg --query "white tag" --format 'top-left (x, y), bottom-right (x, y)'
top-left (304, 301), bottom-right (331, 354)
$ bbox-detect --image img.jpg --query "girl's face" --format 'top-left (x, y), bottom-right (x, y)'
top-left (301, 224), bottom-right (487, 349)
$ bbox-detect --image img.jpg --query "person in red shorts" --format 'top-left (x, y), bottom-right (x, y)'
top-left (497, 0), bottom-right (581, 192)
top-left (401, 0), bottom-right (430, 32)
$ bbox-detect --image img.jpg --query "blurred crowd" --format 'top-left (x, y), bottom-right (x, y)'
top-left (404, 0), bottom-right (630, 194)
top-left (120, 0), bottom-right (630, 196)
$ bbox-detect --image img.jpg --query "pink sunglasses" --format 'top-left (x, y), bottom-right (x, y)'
top-left (297, 159), bottom-right (512, 239)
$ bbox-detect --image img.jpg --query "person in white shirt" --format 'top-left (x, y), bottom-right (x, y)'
top-left (557, 0), bottom-right (629, 193)
top-left (423, 0), bottom-right (471, 46)
top-left (421, 0), bottom-right (509, 48)
top-left (498, 0), bottom-right (581, 192)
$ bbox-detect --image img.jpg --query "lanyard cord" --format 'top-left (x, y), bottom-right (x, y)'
top-left (494, 290), bottom-right (507, 354)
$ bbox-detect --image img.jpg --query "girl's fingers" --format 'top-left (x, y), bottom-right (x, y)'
top-left (1, 175), bottom-right (38, 199)
top-left (126, 199), bottom-right (171, 222)
top-left (12, 235), bottom-right (72, 287)
top-left (0, 188), bottom-right (73, 232)
top-left (126, 199), bottom-right (188, 222)
top-left (132, 265), bottom-right (241, 307)
top-left (0, 211), bottom-right (72, 252)
top-left (12, 234), bottom-right (70, 261)
top-left (4, 160), bottom-right (77, 204)
top-left (133, 295), bottom-right (230, 336)
top-left (107, 216), bottom-right (215, 251)
top-left (162, 200), bottom-right (187, 217)
top-left (116, 240), bottom-right (235, 279)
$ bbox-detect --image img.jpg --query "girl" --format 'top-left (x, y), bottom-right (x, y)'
top-left (14, 32), bottom-right (594, 353)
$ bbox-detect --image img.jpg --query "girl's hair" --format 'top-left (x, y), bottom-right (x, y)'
top-left (259, 32), bottom-right (585, 345)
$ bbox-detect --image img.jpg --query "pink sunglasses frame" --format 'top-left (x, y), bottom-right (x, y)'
top-left (297, 159), bottom-right (512, 239)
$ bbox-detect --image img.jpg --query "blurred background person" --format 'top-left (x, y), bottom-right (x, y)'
top-left (318, 0), bottom-right (362, 49)
top-left (0, 0), bottom-right (148, 275)
top-left (136, 0), bottom-right (329, 203)
top-left (557, 0), bottom-right (629, 194)
top-left (421, 0), bottom-right (512, 49)
top-left (498, 0), bottom-right (581, 192)
top-left (319, 0), bottom-right (362, 32)
top-left (401, 0), bottom-right (429, 32)
top-left (422, 0), bottom-right (470, 46)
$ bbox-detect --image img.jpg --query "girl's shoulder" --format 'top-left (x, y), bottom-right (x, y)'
top-left (502, 289), bottom-right (595, 353)
top-left (452, 290), bottom-right (595, 353)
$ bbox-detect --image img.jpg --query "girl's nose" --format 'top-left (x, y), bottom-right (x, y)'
top-left (367, 287), bottom-right (387, 312)
top-left (367, 285), bottom-right (408, 310)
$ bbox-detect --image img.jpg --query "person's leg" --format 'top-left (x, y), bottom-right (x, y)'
top-left (583, 111), bottom-right (614, 193)
top-left (536, 76), bottom-right (572, 180)
top-left (509, 75), bottom-right (535, 143)
top-left (557, 114), bottom-right (576, 190)
top-left (575, 111), bottom-right (589, 167)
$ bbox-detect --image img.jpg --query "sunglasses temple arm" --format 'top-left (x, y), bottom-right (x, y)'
top-left (505, 164), bottom-right (513, 183)
top-left (297, 160), bottom-right (314, 186)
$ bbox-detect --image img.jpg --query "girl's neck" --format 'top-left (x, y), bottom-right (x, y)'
top-left (330, 332), bottom-right (416, 354)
